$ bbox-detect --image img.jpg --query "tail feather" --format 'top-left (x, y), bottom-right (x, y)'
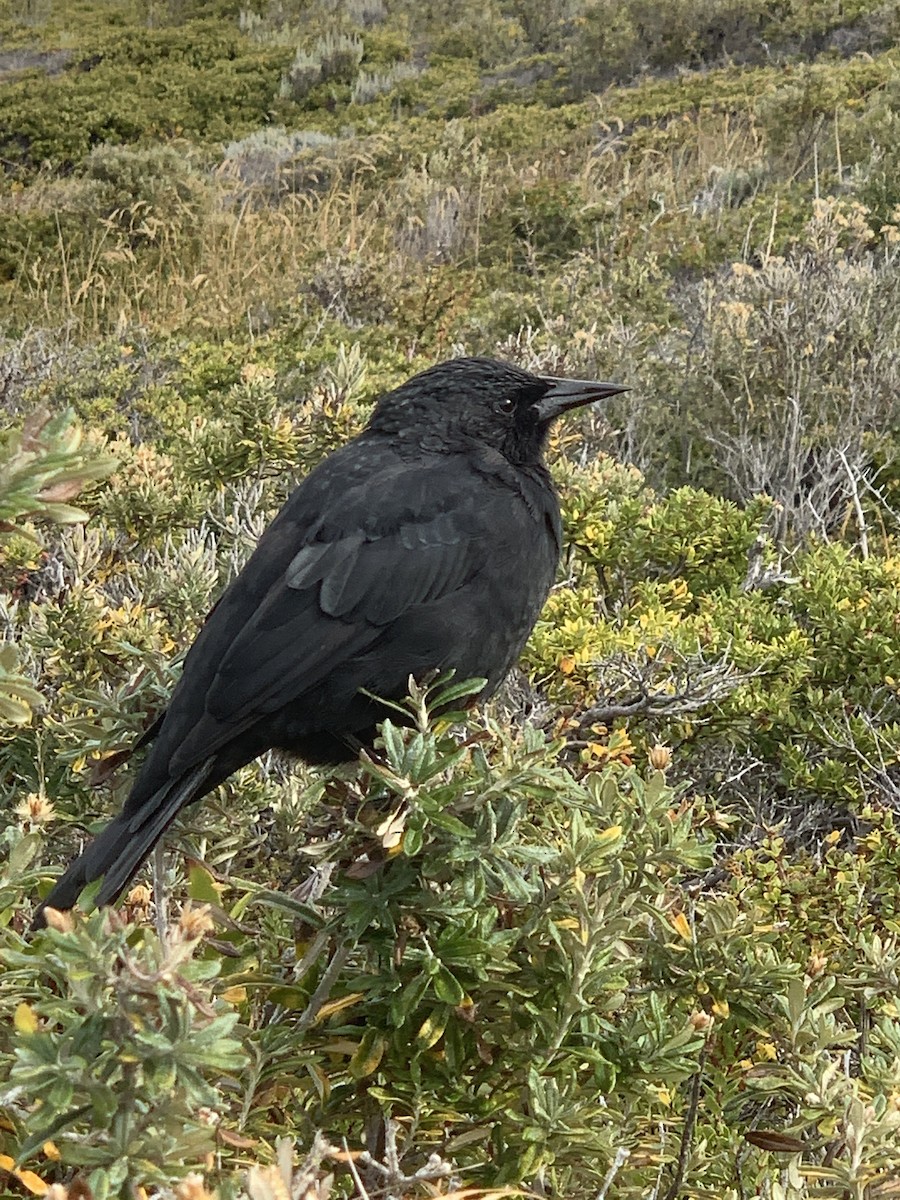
top-left (32, 758), bottom-right (215, 930)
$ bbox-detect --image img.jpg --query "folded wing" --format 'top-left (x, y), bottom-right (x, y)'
top-left (137, 442), bottom-right (494, 790)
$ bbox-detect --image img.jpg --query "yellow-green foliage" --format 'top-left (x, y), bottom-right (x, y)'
top-left (6, 0), bottom-right (900, 1197)
top-left (0, 23), bottom-right (288, 173)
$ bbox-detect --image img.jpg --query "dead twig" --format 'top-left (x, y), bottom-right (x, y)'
top-left (577, 647), bottom-right (767, 731)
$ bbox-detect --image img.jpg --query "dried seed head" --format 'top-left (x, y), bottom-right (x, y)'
top-left (648, 744), bottom-right (672, 772)
top-left (42, 906), bottom-right (75, 934)
top-left (175, 1173), bottom-right (215, 1200)
top-left (122, 884), bottom-right (153, 925)
top-left (807, 951), bottom-right (828, 978)
top-left (125, 883), bottom-right (152, 909)
top-left (178, 903), bottom-right (215, 941)
top-left (15, 792), bottom-right (55, 826)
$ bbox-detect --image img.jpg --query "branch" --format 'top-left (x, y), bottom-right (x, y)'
top-left (576, 648), bottom-right (766, 731)
top-left (837, 448), bottom-right (869, 560)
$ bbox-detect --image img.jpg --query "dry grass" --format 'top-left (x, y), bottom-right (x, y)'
top-left (3, 102), bottom-right (802, 340)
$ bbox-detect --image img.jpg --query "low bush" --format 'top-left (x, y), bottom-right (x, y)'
top-left (0, 24), bottom-right (286, 174)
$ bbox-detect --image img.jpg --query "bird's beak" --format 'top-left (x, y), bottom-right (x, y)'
top-left (535, 376), bottom-right (630, 422)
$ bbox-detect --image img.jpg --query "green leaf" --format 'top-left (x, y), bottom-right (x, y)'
top-left (188, 862), bottom-right (223, 905)
top-left (348, 1028), bottom-right (386, 1079)
top-left (433, 965), bottom-right (465, 1006)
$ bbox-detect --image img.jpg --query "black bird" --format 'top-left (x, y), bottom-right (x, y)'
top-left (33, 357), bottom-right (627, 926)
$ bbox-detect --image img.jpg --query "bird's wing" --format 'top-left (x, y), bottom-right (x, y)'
top-left (145, 442), bottom-right (504, 780)
top-left (204, 507), bottom-right (479, 721)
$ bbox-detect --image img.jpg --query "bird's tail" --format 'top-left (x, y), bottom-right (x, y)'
top-left (31, 758), bottom-right (215, 930)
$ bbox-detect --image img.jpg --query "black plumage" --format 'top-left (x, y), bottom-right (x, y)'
top-left (33, 356), bottom-right (627, 926)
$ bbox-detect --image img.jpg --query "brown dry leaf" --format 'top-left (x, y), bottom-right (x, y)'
top-left (36, 480), bottom-right (84, 504)
top-left (217, 1129), bottom-right (257, 1149)
top-left (326, 1148), bottom-right (367, 1164)
top-left (344, 857), bottom-right (383, 879)
top-left (66, 1177), bottom-right (93, 1200)
top-left (89, 747), bottom-right (133, 787)
top-left (745, 1130), bottom-right (806, 1152)
top-left (20, 411), bottom-right (50, 453)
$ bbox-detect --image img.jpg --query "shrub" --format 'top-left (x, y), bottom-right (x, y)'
top-left (571, 0), bottom-right (898, 92)
top-left (279, 31), bottom-right (364, 100)
top-left (11, 689), bottom-right (900, 1194)
top-left (350, 62), bottom-right (420, 104)
top-left (221, 126), bottom-right (340, 197)
top-left (0, 409), bottom-right (116, 727)
top-left (8, 4), bottom-right (900, 1193)
top-left (2, 906), bottom-right (247, 1196)
top-left (0, 24), bottom-right (287, 174)
top-left (592, 198), bottom-right (900, 535)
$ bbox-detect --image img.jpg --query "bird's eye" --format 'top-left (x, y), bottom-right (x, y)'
top-left (497, 396), bottom-right (517, 415)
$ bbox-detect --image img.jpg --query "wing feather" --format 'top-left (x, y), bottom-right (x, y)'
top-left (207, 522), bottom-right (477, 725)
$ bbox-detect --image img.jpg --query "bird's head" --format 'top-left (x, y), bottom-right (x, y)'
top-left (367, 356), bottom-right (628, 464)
